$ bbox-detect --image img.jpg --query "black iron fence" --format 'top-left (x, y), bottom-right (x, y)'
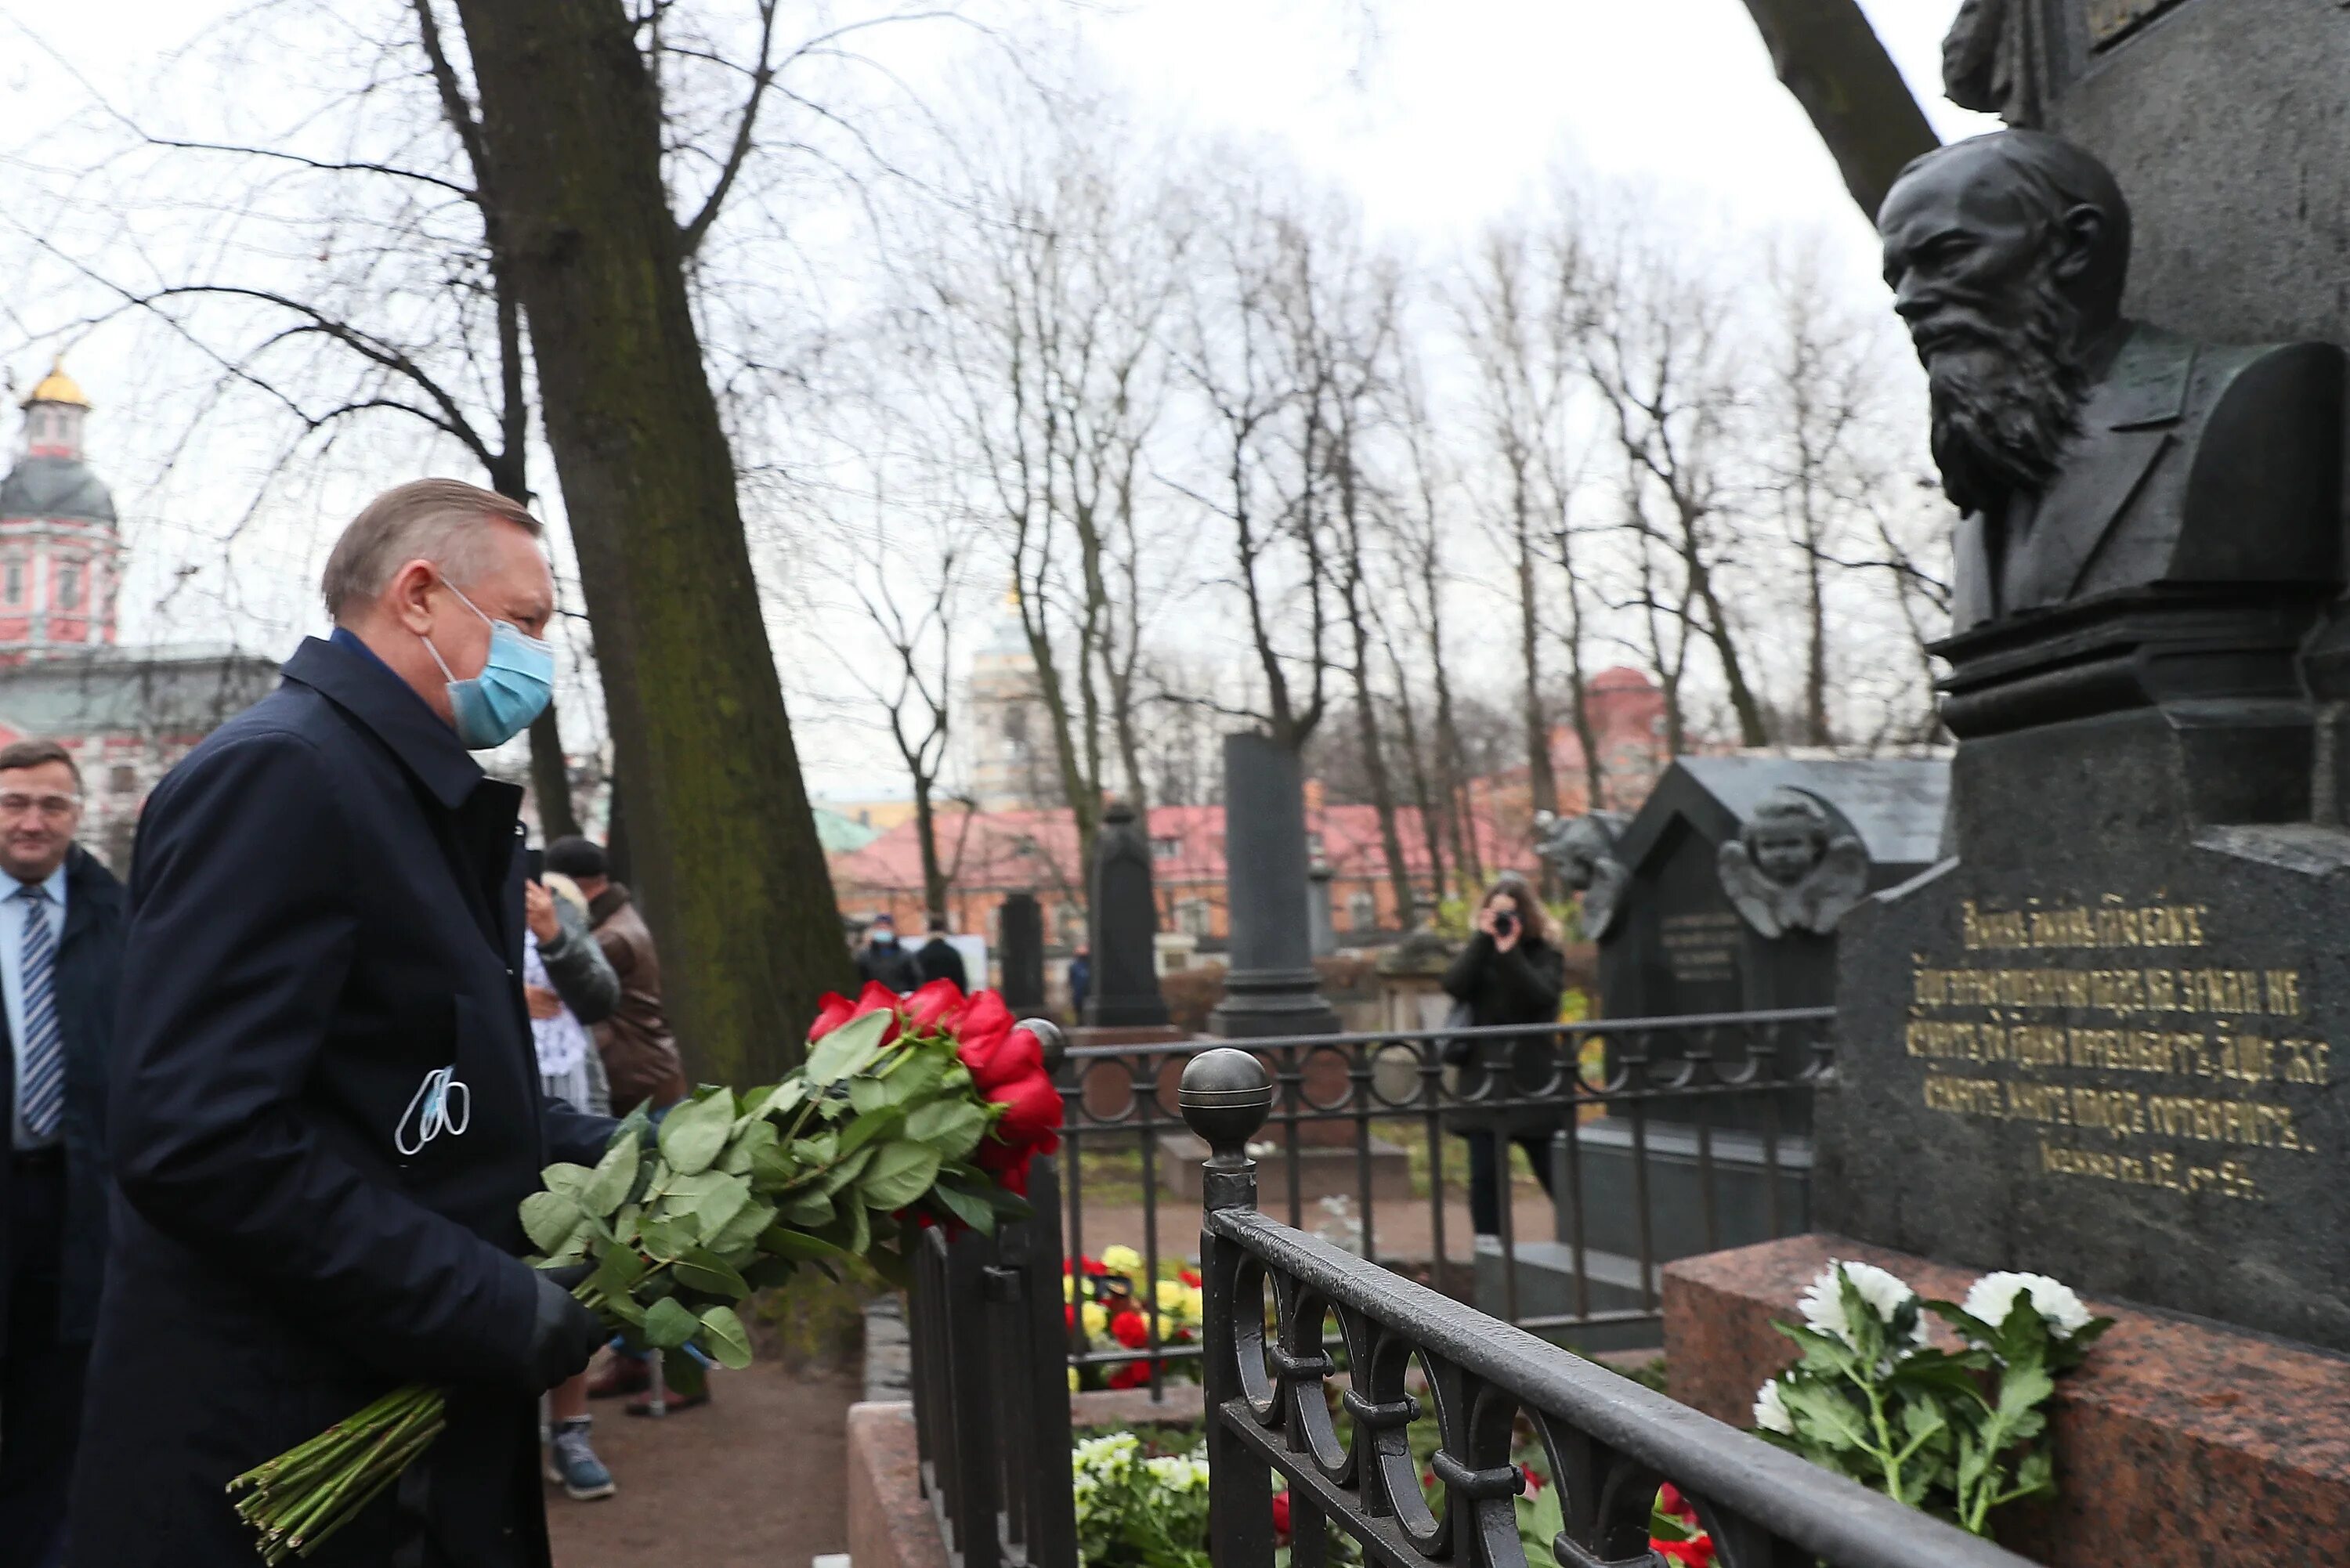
top-left (1058, 1009), bottom-right (1833, 1387)
top-left (1177, 1046), bottom-right (2037, 1568)
top-left (907, 1024), bottom-right (1079, 1568)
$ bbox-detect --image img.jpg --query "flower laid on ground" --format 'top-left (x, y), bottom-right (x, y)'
top-left (1797, 1259), bottom-right (1927, 1358)
top-left (1066, 1248), bottom-right (1206, 1392)
top-left (1072, 1432), bottom-right (1210, 1568)
top-left (1754, 1260), bottom-right (2112, 1542)
top-left (1649, 1483), bottom-right (1716, 1566)
top-left (1961, 1272), bottom-right (2093, 1342)
top-left (232, 985), bottom-right (1058, 1564)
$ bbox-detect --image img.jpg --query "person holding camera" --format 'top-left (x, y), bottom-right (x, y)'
top-left (1441, 876), bottom-right (1567, 1237)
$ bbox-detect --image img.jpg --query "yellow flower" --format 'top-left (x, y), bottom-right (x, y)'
top-left (1101, 1245), bottom-right (1143, 1278)
top-left (1185, 1285), bottom-right (1206, 1322)
top-left (1155, 1278), bottom-right (1191, 1317)
top-left (1063, 1273), bottom-right (1077, 1302)
top-left (1068, 1366), bottom-right (1082, 1393)
top-left (1081, 1301), bottom-right (1108, 1338)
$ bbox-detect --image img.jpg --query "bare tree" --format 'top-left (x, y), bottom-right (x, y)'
top-left (1734, 0), bottom-right (1940, 219)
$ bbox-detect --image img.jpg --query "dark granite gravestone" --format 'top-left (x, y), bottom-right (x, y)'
top-left (1488, 757), bottom-right (1947, 1348)
top-left (998, 891), bottom-right (1046, 1015)
top-left (1085, 802), bottom-right (1171, 1028)
top-left (1209, 733), bottom-right (1340, 1039)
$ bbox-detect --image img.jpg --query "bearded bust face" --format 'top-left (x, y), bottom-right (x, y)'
top-left (1878, 134), bottom-right (2128, 518)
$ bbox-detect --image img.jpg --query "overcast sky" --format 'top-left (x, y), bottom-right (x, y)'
top-left (0, 0), bottom-right (1994, 799)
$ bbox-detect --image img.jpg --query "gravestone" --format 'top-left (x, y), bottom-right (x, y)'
top-left (1209, 733), bottom-right (1340, 1039)
top-left (998, 891), bottom-right (1046, 1015)
top-left (1488, 757), bottom-right (1947, 1349)
top-left (1084, 802), bottom-right (1171, 1028)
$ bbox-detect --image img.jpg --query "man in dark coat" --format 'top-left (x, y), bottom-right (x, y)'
top-left (0, 739), bottom-right (125, 1568)
top-left (912, 913), bottom-right (968, 992)
top-left (68, 479), bottom-right (613, 1568)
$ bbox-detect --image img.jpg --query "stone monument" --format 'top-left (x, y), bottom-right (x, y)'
top-left (1208, 733), bottom-right (1340, 1039)
top-left (1083, 801), bottom-right (1172, 1028)
top-left (998, 891), bottom-right (1046, 1015)
top-left (1668, 98), bottom-right (2350, 1568)
top-left (1491, 757), bottom-right (1947, 1347)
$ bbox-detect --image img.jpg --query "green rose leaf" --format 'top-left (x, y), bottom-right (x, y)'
top-left (578, 1129), bottom-right (642, 1219)
top-left (848, 1076), bottom-right (891, 1116)
top-left (642, 1295), bottom-right (700, 1351)
top-left (815, 1145), bottom-right (877, 1199)
top-left (706, 1198), bottom-right (777, 1257)
top-left (805, 1010), bottom-right (891, 1087)
top-left (637, 1215), bottom-right (697, 1262)
top-left (783, 1191), bottom-right (834, 1228)
top-left (757, 1225), bottom-right (854, 1264)
top-left (904, 1100), bottom-right (985, 1158)
top-left (658, 1091), bottom-right (736, 1178)
top-left (672, 1246), bottom-right (750, 1302)
top-left (521, 1190), bottom-right (584, 1253)
top-left (881, 1047), bottom-right (952, 1106)
top-left (748, 1143), bottom-right (800, 1194)
top-left (698, 1304), bottom-right (754, 1370)
top-left (718, 1118), bottom-right (780, 1177)
top-left (840, 1107), bottom-right (906, 1159)
top-left (859, 1141), bottom-right (943, 1212)
top-left (927, 1180), bottom-right (996, 1235)
top-left (540, 1162), bottom-right (595, 1200)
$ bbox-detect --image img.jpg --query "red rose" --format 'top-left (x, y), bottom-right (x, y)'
top-left (851, 981), bottom-right (902, 1044)
top-left (1270, 1491), bottom-right (1292, 1540)
top-left (1109, 1310), bottom-right (1150, 1349)
top-left (974, 1025), bottom-right (1046, 1095)
top-left (991, 1070), bottom-right (1064, 1149)
top-left (1520, 1464), bottom-right (1543, 1494)
top-left (954, 989), bottom-right (1017, 1073)
top-left (1658, 1484), bottom-right (1687, 1517)
top-left (1652, 1539), bottom-right (1712, 1567)
top-left (1106, 1360), bottom-right (1152, 1390)
top-left (1065, 1303), bottom-right (1078, 1331)
top-left (903, 978), bottom-right (966, 1035)
top-left (808, 992), bottom-right (857, 1042)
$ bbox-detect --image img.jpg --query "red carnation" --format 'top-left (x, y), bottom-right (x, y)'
top-left (808, 991), bottom-right (857, 1042)
top-left (1083, 1257), bottom-right (1109, 1277)
top-left (1065, 1303), bottom-right (1078, 1331)
top-left (1179, 1266), bottom-right (1202, 1288)
top-left (1105, 1361), bottom-right (1152, 1390)
top-left (1270, 1491), bottom-right (1292, 1541)
top-left (903, 977), bottom-right (966, 1035)
top-left (1109, 1310), bottom-right (1151, 1349)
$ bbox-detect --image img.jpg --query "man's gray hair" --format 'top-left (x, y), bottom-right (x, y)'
top-left (320, 478), bottom-right (544, 620)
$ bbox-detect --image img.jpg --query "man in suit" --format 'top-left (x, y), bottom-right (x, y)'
top-left (1878, 131), bottom-right (2342, 734)
top-left (0, 740), bottom-right (123, 1568)
top-left (69, 479), bottom-right (613, 1568)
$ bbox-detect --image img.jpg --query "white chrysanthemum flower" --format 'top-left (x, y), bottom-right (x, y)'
top-left (1752, 1378), bottom-right (1794, 1436)
top-left (1964, 1271), bottom-right (2092, 1339)
top-left (1798, 1259), bottom-right (1926, 1352)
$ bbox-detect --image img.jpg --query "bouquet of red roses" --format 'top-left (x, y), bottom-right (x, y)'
top-left (227, 981), bottom-right (1061, 1563)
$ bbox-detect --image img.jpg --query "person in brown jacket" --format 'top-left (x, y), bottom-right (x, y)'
top-left (542, 837), bottom-right (687, 1118)
top-left (543, 836), bottom-right (703, 1411)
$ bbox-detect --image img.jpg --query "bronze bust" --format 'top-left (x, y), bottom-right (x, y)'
top-left (1879, 132), bottom-right (2344, 733)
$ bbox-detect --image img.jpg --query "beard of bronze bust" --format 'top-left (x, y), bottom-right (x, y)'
top-left (1920, 257), bottom-right (2089, 521)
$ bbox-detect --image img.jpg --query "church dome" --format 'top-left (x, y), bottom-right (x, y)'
top-left (0, 454), bottom-right (114, 526)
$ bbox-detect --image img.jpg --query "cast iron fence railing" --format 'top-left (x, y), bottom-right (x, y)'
top-left (1059, 1009), bottom-right (1833, 1386)
top-left (1177, 1046), bottom-right (2038, 1568)
top-left (907, 1021), bottom-right (1079, 1568)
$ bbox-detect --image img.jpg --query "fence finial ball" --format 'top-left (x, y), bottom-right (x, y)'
top-left (1018, 1017), bottom-right (1068, 1074)
top-left (1178, 1048), bottom-right (1273, 1164)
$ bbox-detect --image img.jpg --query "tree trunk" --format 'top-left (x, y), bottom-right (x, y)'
top-left (912, 776), bottom-right (946, 923)
top-left (452, 0), bottom-right (852, 1078)
top-left (527, 707), bottom-right (582, 840)
top-left (1736, 0), bottom-right (1940, 219)
top-left (1386, 647), bottom-right (1445, 917)
top-left (1512, 479), bottom-right (1558, 824)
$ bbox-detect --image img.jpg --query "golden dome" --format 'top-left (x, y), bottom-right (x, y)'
top-left (22, 359), bottom-right (89, 410)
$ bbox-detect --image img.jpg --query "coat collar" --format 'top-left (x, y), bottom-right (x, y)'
top-left (281, 635), bottom-right (484, 810)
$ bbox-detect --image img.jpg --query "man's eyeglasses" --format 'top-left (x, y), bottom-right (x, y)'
top-left (0, 794), bottom-right (81, 820)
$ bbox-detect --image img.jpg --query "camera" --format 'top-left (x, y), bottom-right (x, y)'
top-left (1491, 910), bottom-right (1517, 939)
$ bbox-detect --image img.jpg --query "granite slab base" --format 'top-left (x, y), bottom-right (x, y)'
top-left (1155, 1130), bottom-right (1414, 1205)
top-left (1661, 1233), bottom-right (2350, 1567)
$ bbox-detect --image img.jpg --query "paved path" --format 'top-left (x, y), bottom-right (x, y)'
top-left (547, 1360), bottom-right (857, 1568)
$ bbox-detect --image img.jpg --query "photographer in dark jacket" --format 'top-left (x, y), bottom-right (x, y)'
top-left (1441, 876), bottom-right (1567, 1237)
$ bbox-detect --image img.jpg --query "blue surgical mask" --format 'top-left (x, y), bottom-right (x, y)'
top-left (420, 582), bottom-right (555, 750)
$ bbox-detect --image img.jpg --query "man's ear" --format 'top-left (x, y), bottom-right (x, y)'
top-left (2052, 203), bottom-right (2106, 285)
top-left (386, 558), bottom-right (439, 634)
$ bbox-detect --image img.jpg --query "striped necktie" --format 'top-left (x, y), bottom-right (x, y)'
top-left (17, 883), bottom-right (61, 1142)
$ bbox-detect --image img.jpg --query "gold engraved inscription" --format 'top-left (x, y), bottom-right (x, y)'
top-left (1911, 895), bottom-right (2321, 1205)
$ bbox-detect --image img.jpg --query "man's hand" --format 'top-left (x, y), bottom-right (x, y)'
top-left (524, 880), bottom-right (560, 945)
top-left (523, 1266), bottom-right (604, 1393)
top-left (524, 985), bottom-right (564, 1021)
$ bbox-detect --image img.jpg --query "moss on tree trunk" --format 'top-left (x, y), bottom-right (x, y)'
top-left (452, 0), bottom-right (851, 1078)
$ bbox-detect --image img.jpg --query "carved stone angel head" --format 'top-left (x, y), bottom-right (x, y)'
top-left (1716, 789), bottom-right (1868, 939)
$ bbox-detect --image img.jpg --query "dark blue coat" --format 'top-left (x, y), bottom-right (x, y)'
top-left (0, 842), bottom-right (125, 1348)
top-left (69, 638), bottom-right (613, 1568)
